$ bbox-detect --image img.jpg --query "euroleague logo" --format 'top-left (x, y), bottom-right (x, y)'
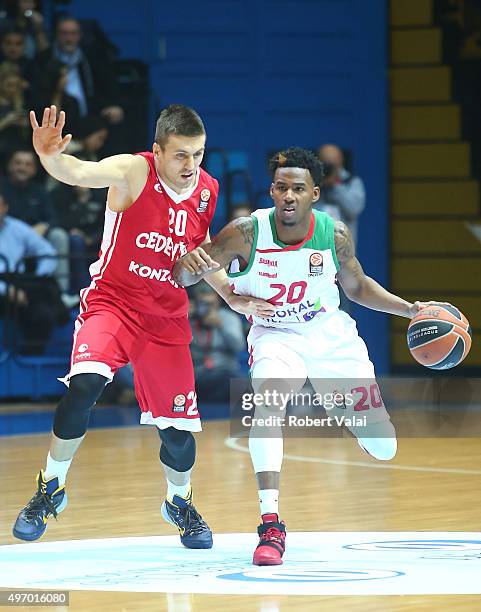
top-left (78, 344), bottom-right (89, 353)
top-left (219, 567), bottom-right (404, 583)
top-left (344, 539), bottom-right (481, 552)
top-left (172, 393), bottom-right (186, 413)
top-left (308, 252), bottom-right (323, 276)
top-left (154, 183), bottom-right (163, 193)
top-left (198, 188), bottom-right (210, 213)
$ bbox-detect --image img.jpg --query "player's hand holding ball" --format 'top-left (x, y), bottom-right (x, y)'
top-left (407, 302), bottom-right (472, 369)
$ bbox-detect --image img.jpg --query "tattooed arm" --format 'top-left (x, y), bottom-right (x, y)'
top-left (172, 216), bottom-right (255, 287)
top-left (335, 221), bottom-right (416, 318)
top-left (172, 217), bottom-right (275, 319)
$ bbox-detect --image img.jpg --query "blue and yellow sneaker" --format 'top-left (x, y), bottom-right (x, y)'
top-left (161, 490), bottom-right (213, 549)
top-left (13, 471), bottom-right (67, 541)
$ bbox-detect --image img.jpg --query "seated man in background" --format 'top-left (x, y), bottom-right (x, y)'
top-left (190, 282), bottom-right (244, 402)
top-left (0, 191), bottom-right (69, 354)
top-left (315, 144), bottom-right (366, 312)
top-left (0, 28), bottom-right (35, 82)
top-left (0, 148), bottom-right (71, 297)
top-left (314, 144), bottom-right (365, 245)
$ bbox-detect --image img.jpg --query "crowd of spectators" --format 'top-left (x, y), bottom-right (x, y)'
top-left (0, 1), bottom-right (128, 354)
top-left (0, 1), bottom-right (367, 406)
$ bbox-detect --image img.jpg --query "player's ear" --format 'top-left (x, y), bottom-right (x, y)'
top-left (312, 186), bottom-right (320, 203)
top-left (269, 183), bottom-right (275, 199)
top-left (152, 142), bottom-right (160, 157)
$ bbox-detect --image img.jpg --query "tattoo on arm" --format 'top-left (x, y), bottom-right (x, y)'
top-left (235, 217), bottom-right (254, 247)
top-left (334, 221), bottom-right (355, 263)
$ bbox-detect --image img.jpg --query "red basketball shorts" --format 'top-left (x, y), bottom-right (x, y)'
top-left (60, 293), bottom-right (200, 432)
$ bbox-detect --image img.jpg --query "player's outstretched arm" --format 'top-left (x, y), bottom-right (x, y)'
top-left (30, 105), bottom-right (138, 189)
top-left (335, 221), bottom-right (417, 318)
top-left (173, 216), bottom-right (255, 287)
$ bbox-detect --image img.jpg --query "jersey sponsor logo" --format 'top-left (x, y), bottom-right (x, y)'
top-left (135, 232), bottom-right (188, 261)
top-left (303, 297), bottom-right (326, 321)
top-left (129, 260), bottom-right (179, 288)
top-left (154, 183), bottom-right (163, 193)
top-left (258, 271), bottom-right (278, 279)
top-left (259, 257), bottom-right (278, 268)
top-left (261, 298), bottom-right (327, 323)
top-left (173, 393), bottom-right (186, 412)
top-left (309, 252), bottom-right (323, 276)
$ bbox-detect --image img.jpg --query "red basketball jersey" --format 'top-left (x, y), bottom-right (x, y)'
top-left (86, 152), bottom-right (218, 319)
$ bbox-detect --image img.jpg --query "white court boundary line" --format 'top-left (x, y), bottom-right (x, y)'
top-left (225, 437), bottom-right (481, 475)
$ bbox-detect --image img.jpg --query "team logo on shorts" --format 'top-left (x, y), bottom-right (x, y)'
top-left (173, 394), bottom-right (186, 413)
top-left (78, 343), bottom-right (89, 353)
top-left (309, 252), bottom-right (324, 276)
top-left (197, 188), bottom-right (210, 212)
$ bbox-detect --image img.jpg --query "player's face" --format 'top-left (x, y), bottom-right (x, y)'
top-left (270, 167), bottom-right (320, 227)
top-left (153, 134), bottom-right (206, 194)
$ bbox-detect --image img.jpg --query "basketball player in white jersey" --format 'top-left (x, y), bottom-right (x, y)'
top-left (173, 147), bottom-right (436, 565)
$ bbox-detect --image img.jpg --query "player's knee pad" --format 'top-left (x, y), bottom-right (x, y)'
top-left (53, 373), bottom-right (108, 440)
top-left (358, 436), bottom-right (397, 461)
top-left (158, 427), bottom-right (196, 472)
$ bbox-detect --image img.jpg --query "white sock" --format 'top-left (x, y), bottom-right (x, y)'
top-left (44, 453), bottom-right (72, 486)
top-left (167, 480), bottom-right (191, 501)
top-left (259, 489), bottom-right (279, 516)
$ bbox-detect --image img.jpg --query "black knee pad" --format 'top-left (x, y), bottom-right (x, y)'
top-left (158, 427), bottom-right (196, 472)
top-left (53, 373), bottom-right (108, 440)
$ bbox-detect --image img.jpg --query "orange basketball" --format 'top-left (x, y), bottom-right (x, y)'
top-left (407, 303), bottom-right (472, 369)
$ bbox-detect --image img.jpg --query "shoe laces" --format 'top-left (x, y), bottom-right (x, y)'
top-left (183, 505), bottom-right (210, 535)
top-left (261, 526), bottom-right (285, 546)
top-left (23, 490), bottom-right (59, 523)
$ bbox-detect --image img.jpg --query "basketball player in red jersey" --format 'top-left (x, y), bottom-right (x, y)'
top-left (13, 104), bottom-right (275, 547)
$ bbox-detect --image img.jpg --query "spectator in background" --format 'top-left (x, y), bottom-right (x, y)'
top-left (190, 282), bottom-right (244, 403)
top-left (32, 59), bottom-right (81, 137)
top-left (0, 28), bottom-right (34, 81)
top-left (314, 144), bottom-right (365, 245)
top-left (38, 17), bottom-right (124, 126)
top-left (230, 202), bottom-right (253, 221)
top-left (66, 115), bottom-right (109, 161)
top-left (50, 184), bottom-right (105, 292)
top-left (0, 63), bottom-right (29, 163)
top-left (0, 149), bottom-right (71, 295)
top-left (3, 0), bottom-right (49, 59)
top-left (0, 191), bottom-right (69, 354)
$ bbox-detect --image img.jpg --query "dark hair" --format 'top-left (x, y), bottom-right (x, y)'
top-left (269, 147), bottom-right (324, 187)
top-left (8, 148), bottom-right (36, 164)
top-left (55, 16), bottom-right (81, 31)
top-left (154, 104), bottom-right (205, 147)
top-left (1, 27), bottom-right (25, 42)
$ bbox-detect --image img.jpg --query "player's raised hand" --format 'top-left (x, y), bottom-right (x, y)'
top-left (30, 105), bottom-right (72, 158)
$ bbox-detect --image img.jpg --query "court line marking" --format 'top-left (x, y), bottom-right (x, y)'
top-left (224, 437), bottom-right (481, 475)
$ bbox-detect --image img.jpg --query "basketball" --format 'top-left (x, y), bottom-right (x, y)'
top-left (407, 303), bottom-right (472, 370)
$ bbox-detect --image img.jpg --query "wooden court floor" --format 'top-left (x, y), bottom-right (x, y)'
top-left (1, 417), bottom-right (481, 611)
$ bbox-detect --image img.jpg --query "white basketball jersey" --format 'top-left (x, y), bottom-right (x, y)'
top-left (228, 208), bottom-right (340, 327)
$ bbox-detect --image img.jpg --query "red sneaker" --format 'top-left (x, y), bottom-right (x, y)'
top-left (252, 513), bottom-right (286, 566)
